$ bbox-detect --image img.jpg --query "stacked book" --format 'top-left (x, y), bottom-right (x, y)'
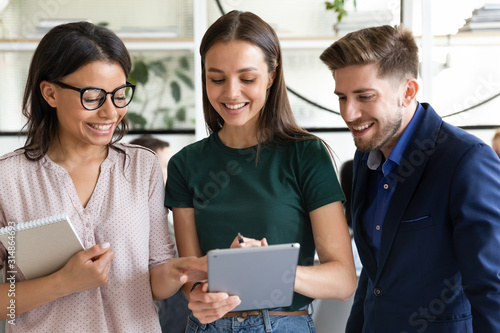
top-left (115, 26), bottom-right (179, 39)
top-left (459, 4), bottom-right (500, 32)
top-left (25, 19), bottom-right (92, 38)
top-left (334, 10), bottom-right (393, 36)
top-left (25, 19), bottom-right (179, 39)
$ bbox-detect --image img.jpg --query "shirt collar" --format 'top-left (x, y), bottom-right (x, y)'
top-left (364, 102), bottom-right (425, 172)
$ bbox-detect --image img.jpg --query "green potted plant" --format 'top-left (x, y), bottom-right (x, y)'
top-left (127, 53), bottom-right (195, 130)
top-left (325, 0), bottom-right (357, 34)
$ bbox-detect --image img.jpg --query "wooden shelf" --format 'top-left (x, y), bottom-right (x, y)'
top-left (4, 32), bottom-right (500, 53)
top-left (433, 32), bottom-right (500, 46)
top-left (0, 38), bottom-right (195, 52)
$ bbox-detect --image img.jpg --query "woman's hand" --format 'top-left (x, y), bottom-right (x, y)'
top-left (0, 242), bottom-right (113, 320)
top-left (188, 282), bottom-right (241, 324)
top-left (150, 255), bottom-right (208, 300)
top-left (55, 243), bottom-right (114, 295)
top-left (229, 234), bottom-right (268, 248)
top-left (167, 256), bottom-right (208, 284)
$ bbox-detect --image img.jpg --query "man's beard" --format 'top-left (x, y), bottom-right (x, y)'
top-left (353, 105), bottom-right (403, 153)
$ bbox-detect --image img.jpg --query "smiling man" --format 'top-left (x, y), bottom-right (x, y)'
top-left (320, 25), bottom-right (500, 333)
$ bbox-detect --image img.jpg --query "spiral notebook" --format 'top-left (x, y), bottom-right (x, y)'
top-left (0, 214), bottom-right (84, 280)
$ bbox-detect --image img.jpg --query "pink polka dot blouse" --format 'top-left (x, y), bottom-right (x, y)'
top-left (0, 143), bottom-right (175, 332)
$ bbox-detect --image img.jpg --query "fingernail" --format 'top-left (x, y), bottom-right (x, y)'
top-left (101, 242), bottom-right (110, 249)
top-left (232, 296), bottom-right (241, 304)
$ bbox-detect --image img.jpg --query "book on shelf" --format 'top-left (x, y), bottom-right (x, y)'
top-left (115, 26), bottom-right (179, 39)
top-left (335, 10), bottom-right (393, 24)
top-left (460, 4), bottom-right (500, 33)
top-left (38, 18), bottom-right (92, 28)
top-left (468, 15), bottom-right (500, 22)
top-left (334, 10), bottom-right (393, 35)
top-left (479, 3), bottom-right (500, 11)
top-left (461, 20), bottom-right (500, 30)
top-left (25, 19), bottom-right (92, 39)
top-left (0, 214), bottom-right (84, 280)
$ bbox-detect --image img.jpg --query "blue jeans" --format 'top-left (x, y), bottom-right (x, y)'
top-left (185, 307), bottom-right (315, 333)
top-left (159, 289), bottom-right (191, 333)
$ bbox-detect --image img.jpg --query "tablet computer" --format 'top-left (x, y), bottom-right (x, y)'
top-left (207, 243), bottom-right (300, 312)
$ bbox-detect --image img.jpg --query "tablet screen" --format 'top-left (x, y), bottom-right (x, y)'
top-left (207, 243), bottom-right (300, 312)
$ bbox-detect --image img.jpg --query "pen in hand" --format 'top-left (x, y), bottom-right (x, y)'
top-left (237, 232), bottom-right (244, 244)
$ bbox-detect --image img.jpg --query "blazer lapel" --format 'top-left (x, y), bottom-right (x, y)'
top-left (374, 159), bottom-right (429, 282)
top-left (374, 103), bottom-right (443, 282)
top-left (351, 152), bottom-right (378, 280)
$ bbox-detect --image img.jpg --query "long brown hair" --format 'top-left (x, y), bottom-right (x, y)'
top-left (200, 10), bottom-right (332, 158)
top-left (22, 21), bottom-right (131, 161)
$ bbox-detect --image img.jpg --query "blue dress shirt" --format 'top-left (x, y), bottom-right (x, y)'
top-left (361, 103), bottom-right (425, 262)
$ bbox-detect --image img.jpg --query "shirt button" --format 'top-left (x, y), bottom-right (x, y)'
top-left (383, 184), bottom-right (389, 190)
top-left (374, 287), bottom-right (383, 296)
top-left (376, 225), bottom-right (381, 231)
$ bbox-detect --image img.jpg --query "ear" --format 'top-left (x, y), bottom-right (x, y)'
top-left (40, 81), bottom-right (58, 108)
top-left (401, 78), bottom-right (419, 107)
top-left (267, 66), bottom-right (278, 89)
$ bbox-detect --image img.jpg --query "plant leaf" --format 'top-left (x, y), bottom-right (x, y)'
top-left (126, 112), bottom-right (147, 129)
top-left (171, 81), bottom-right (181, 103)
top-left (179, 56), bottom-right (190, 71)
top-left (163, 113), bottom-right (174, 129)
top-left (176, 71), bottom-right (194, 89)
top-left (176, 107), bottom-right (186, 122)
top-left (325, 1), bottom-right (335, 10)
top-left (130, 60), bottom-right (149, 85)
top-left (154, 107), bottom-right (171, 116)
top-left (150, 60), bottom-right (167, 78)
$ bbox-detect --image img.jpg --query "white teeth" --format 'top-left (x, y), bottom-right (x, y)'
top-left (353, 123), bottom-right (372, 131)
top-left (89, 124), bottom-right (112, 131)
top-left (225, 103), bottom-right (246, 110)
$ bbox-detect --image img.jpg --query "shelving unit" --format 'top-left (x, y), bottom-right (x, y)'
top-left (0, 38), bottom-right (196, 51)
top-left (4, 32), bottom-right (500, 52)
top-left (433, 32), bottom-right (500, 46)
top-left (1, 0), bottom-right (499, 137)
top-left (0, 39), bottom-right (39, 51)
top-left (0, 0), bottom-right (206, 138)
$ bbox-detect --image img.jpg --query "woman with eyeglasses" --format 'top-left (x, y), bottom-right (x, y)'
top-left (0, 22), bottom-right (206, 332)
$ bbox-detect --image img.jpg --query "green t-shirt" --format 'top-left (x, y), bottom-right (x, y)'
top-left (165, 132), bottom-right (345, 310)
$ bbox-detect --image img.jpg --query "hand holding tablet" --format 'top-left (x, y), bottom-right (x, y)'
top-left (207, 242), bottom-right (300, 312)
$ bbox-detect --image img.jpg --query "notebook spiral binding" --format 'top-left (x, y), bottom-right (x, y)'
top-left (0, 214), bottom-right (69, 235)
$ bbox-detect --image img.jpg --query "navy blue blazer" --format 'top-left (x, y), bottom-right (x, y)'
top-left (346, 103), bottom-right (500, 333)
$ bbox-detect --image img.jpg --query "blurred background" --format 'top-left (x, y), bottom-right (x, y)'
top-left (1, 0), bottom-right (500, 163)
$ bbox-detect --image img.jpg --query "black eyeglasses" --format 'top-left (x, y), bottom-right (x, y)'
top-left (53, 81), bottom-right (136, 111)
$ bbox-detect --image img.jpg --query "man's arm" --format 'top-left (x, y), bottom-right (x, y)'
top-left (450, 143), bottom-right (500, 332)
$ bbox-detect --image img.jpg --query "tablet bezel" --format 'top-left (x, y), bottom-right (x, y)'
top-left (207, 243), bottom-right (300, 312)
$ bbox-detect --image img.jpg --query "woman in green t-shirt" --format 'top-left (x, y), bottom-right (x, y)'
top-left (165, 10), bottom-right (356, 333)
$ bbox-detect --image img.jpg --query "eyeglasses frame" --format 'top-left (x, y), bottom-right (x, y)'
top-left (52, 80), bottom-right (136, 111)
